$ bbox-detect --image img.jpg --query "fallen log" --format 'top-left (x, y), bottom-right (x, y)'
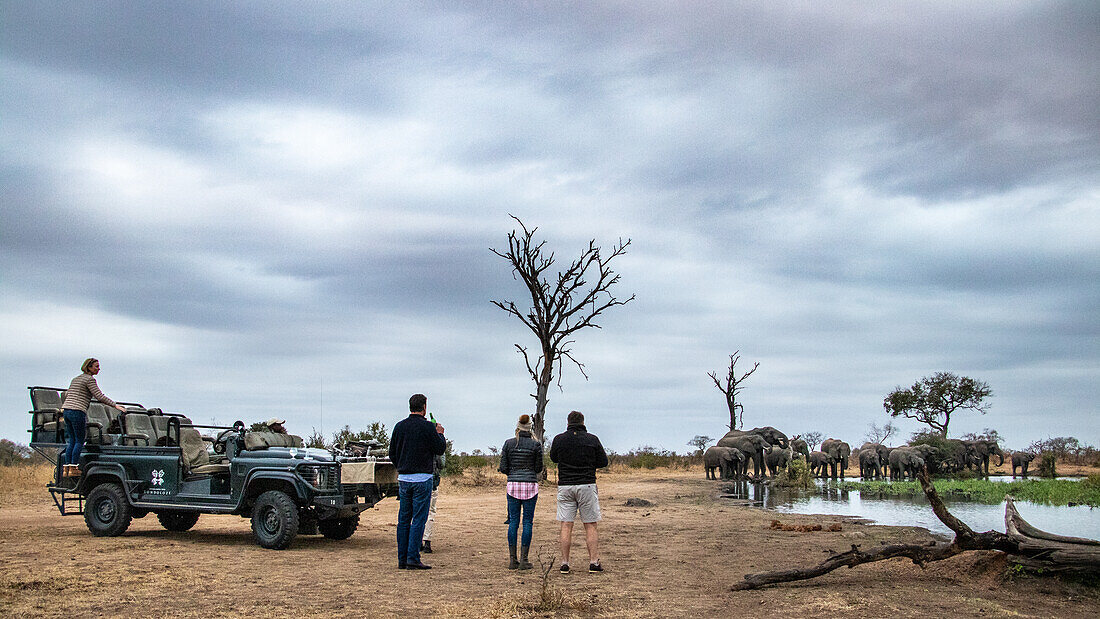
top-left (731, 469), bottom-right (1099, 590)
top-left (1005, 496), bottom-right (1100, 574)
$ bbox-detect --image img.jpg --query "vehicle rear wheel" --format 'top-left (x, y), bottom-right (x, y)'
top-left (251, 490), bottom-right (299, 549)
top-left (157, 511), bottom-right (200, 532)
top-left (84, 483), bottom-right (133, 537)
top-left (318, 515), bottom-right (359, 540)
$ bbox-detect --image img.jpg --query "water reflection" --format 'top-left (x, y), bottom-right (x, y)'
top-left (719, 478), bottom-right (1100, 540)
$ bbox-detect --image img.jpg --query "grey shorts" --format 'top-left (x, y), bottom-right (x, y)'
top-left (556, 484), bottom-right (601, 523)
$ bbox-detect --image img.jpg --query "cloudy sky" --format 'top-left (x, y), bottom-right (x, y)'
top-left (2, 2), bottom-right (1097, 454)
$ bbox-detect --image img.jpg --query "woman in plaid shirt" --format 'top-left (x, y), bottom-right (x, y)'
top-left (498, 414), bottom-right (544, 570)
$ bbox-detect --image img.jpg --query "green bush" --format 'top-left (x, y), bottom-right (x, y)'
top-left (774, 458), bottom-right (814, 489)
top-left (1038, 452), bottom-right (1057, 478)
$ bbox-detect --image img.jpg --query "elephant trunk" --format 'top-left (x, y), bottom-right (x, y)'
top-left (996, 450), bottom-right (1005, 466)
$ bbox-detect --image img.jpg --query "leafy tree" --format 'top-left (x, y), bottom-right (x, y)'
top-left (1028, 436), bottom-right (1080, 459)
top-left (331, 422), bottom-right (389, 451)
top-left (801, 431), bottom-right (824, 452)
top-left (0, 439), bottom-right (32, 466)
top-left (883, 372), bottom-right (992, 437)
top-left (864, 421), bottom-right (899, 445)
top-left (687, 435), bottom-right (714, 456)
top-left (961, 428), bottom-right (1003, 445)
top-left (305, 428), bottom-right (328, 449)
top-left (708, 351), bottom-right (759, 431)
top-left (491, 215), bottom-right (634, 444)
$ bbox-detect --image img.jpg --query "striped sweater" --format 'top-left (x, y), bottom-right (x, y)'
top-left (61, 373), bottom-right (117, 411)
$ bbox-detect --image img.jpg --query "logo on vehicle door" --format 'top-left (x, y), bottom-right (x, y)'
top-left (151, 469), bottom-right (165, 486)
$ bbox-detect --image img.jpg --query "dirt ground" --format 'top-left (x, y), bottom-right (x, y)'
top-left (1, 467), bottom-right (1097, 618)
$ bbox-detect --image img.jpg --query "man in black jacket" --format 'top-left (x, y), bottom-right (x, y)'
top-left (549, 410), bottom-right (609, 574)
top-left (389, 393), bottom-right (446, 570)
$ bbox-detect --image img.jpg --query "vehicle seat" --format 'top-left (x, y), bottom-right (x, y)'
top-left (85, 403), bottom-right (115, 445)
top-left (180, 428), bottom-right (230, 476)
top-left (243, 432), bottom-right (304, 450)
top-left (30, 388), bottom-right (65, 441)
top-left (149, 412), bottom-right (190, 445)
top-left (121, 413), bottom-right (157, 446)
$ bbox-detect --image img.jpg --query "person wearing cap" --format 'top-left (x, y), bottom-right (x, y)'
top-left (265, 418), bottom-right (288, 434)
top-left (498, 414), bottom-right (544, 570)
top-left (388, 393), bottom-right (446, 570)
top-left (549, 410), bottom-right (609, 574)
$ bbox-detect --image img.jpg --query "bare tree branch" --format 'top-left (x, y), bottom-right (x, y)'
top-left (491, 215), bottom-right (633, 443)
top-left (709, 351), bottom-right (760, 430)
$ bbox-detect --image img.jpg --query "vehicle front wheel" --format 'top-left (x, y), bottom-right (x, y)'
top-left (157, 511), bottom-right (200, 532)
top-left (318, 515), bottom-right (359, 540)
top-left (85, 483), bottom-right (133, 537)
top-left (250, 490), bottom-right (299, 549)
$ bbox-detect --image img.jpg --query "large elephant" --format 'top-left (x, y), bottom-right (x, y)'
top-left (963, 439), bottom-right (1005, 476)
top-left (941, 439), bottom-right (977, 474)
top-left (765, 445), bottom-right (793, 477)
top-left (808, 451), bottom-right (832, 478)
top-left (1011, 451), bottom-right (1037, 477)
top-left (703, 446), bottom-right (745, 480)
top-left (858, 449), bottom-right (884, 480)
top-left (858, 442), bottom-right (889, 479)
top-left (717, 433), bottom-right (770, 479)
top-left (888, 447), bottom-right (925, 481)
top-left (819, 439), bottom-right (851, 479)
top-left (789, 436), bottom-right (810, 461)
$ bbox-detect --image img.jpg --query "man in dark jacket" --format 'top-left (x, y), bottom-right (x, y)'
top-left (549, 410), bottom-right (609, 574)
top-left (389, 393), bottom-right (446, 570)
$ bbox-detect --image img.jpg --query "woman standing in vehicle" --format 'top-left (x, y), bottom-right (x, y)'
top-left (498, 414), bottom-right (544, 570)
top-left (60, 358), bottom-right (127, 476)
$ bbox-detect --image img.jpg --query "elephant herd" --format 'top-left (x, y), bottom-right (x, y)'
top-left (703, 427), bottom-right (855, 482)
top-left (704, 431), bottom-right (1040, 482)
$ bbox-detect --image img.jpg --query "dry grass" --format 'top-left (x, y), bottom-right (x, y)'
top-left (0, 464), bottom-right (53, 507)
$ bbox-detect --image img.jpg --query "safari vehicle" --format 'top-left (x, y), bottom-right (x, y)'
top-left (27, 386), bottom-right (397, 549)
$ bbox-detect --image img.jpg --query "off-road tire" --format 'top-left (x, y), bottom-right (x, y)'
top-left (84, 482), bottom-right (133, 537)
top-left (251, 490), bottom-right (299, 549)
top-left (318, 515), bottom-right (359, 540)
top-left (157, 511), bottom-right (200, 532)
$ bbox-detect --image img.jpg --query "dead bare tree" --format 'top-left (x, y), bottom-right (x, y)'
top-left (490, 215), bottom-right (634, 444)
top-left (708, 351), bottom-right (759, 431)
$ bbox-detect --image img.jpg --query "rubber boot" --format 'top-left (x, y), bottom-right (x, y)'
top-left (519, 544), bottom-right (532, 570)
top-left (421, 540), bottom-right (432, 553)
top-left (508, 544), bottom-right (519, 570)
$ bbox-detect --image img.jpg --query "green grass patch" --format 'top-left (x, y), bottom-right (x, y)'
top-left (832, 476), bottom-right (1100, 507)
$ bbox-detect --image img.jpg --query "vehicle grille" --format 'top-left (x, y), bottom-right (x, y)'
top-left (299, 464), bottom-right (339, 491)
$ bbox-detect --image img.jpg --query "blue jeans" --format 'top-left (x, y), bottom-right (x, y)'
top-left (507, 493), bottom-right (538, 547)
top-left (397, 479), bottom-right (433, 565)
top-left (63, 409), bottom-right (86, 466)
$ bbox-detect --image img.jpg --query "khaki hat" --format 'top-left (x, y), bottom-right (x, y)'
top-left (266, 417), bottom-right (286, 426)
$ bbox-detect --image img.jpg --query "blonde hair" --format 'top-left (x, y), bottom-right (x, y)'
top-left (80, 358), bottom-right (98, 373)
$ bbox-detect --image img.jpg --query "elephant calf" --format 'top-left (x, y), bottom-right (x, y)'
top-left (1011, 451), bottom-right (1037, 477)
top-left (704, 446), bottom-right (745, 480)
top-left (888, 447), bottom-right (925, 481)
top-left (808, 451), bottom-right (832, 478)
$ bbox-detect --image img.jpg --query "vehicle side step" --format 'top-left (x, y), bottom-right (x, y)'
top-left (48, 485), bottom-right (84, 516)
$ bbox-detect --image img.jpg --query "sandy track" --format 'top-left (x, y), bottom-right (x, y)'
top-left (1, 470), bottom-right (1096, 617)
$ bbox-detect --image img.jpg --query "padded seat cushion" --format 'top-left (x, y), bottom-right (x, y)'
top-left (244, 432), bottom-right (304, 450)
top-left (180, 428), bottom-right (211, 468)
top-left (189, 463), bottom-right (230, 475)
